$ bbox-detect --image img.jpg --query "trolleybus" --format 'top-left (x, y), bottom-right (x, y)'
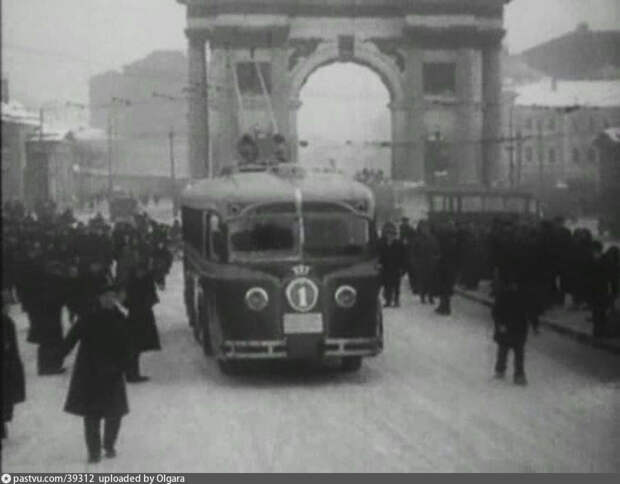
top-left (180, 163), bottom-right (383, 373)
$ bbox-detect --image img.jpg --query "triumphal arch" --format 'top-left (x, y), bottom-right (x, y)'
top-left (178, 0), bottom-right (509, 185)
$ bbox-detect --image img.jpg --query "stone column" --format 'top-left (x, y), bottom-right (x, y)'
top-left (187, 33), bottom-right (209, 178)
top-left (390, 102), bottom-right (410, 180)
top-left (288, 98), bottom-right (302, 163)
top-left (481, 42), bottom-right (502, 187)
top-left (397, 46), bottom-right (425, 182)
top-left (455, 48), bottom-right (481, 185)
top-left (271, 47), bottom-right (290, 138)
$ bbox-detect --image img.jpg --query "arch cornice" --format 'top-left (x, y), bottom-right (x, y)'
top-left (288, 40), bottom-right (405, 105)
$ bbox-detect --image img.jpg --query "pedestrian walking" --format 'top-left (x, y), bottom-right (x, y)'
top-left (411, 220), bottom-right (439, 305)
top-left (378, 222), bottom-right (406, 307)
top-left (588, 242), bottom-right (614, 338)
top-left (124, 256), bottom-right (161, 382)
top-left (60, 283), bottom-right (130, 463)
top-left (492, 281), bottom-right (533, 386)
top-left (434, 221), bottom-right (460, 316)
top-left (2, 283), bottom-right (26, 439)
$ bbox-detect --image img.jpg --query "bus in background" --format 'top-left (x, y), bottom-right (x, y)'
top-left (180, 163), bottom-right (383, 374)
top-left (109, 190), bottom-right (138, 223)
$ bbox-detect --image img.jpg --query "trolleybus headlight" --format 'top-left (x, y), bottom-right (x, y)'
top-left (335, 285), bottom-right (357, 308)
top-left (245, 287), bottom-right (269, 311)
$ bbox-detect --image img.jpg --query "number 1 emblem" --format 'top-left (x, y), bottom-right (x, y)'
top-left (286, 277), bottom-right (319, 312)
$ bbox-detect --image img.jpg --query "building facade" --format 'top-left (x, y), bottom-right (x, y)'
top-left (501, 79), bottom-right (620, 214)
top-left (1, 96), bottom-right (39, 204)
top-left (177, 0), bottom-right (510, 185)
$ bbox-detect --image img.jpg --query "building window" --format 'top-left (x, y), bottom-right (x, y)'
top-left (572, 148), bottom-right (581, 164)
top-left (548, 118), bottom-right (556, 131)
top-left (525, 146), bottom-right (533, 163)
top-left (236, 62), bottom-right (272, 95)
top-left (548, 148), bottom-right (556, 163)
top-left (588, 147), bottom-right (598, 163)
top-left (423, 63), bottom-right (456, 96)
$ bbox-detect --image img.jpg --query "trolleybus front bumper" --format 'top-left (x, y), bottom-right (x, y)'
top-left (220, 337), bottom-right (382, 359)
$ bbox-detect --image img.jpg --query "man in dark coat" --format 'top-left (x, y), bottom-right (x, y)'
top-left (492, 281), bottom-right (532, 386)
top-left (124, 257), bottom-right (161, 382)
top-left (399, 217), bottom-right (417, 294)
top-left (378, 222), bottom-right (406, 307)
top-left (434, 221), bottom-right (460, 315)
top-left (588, 242), bottom-right (614, 338)
top-left (61, 283), bottom-right (130, 463)
top-left (2, 285), bottom-right (26, 439)
top-left (36, 260), bottom-right (68, 375)
top-left (411, 220), bottom-right (440, 304)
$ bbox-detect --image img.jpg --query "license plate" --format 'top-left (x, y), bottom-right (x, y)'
top-left (283, 313), bottom-right (323, 334)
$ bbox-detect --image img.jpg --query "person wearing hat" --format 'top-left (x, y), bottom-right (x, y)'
top-left (35, 259), bottom-right (68, 375)
top-left (378, 222), bottom-right (406, 307)
top-left (60, 282), bottom-right (131, 463)
top-left (124, 255), bottom-right (161, 382)
top-left (2, 278), bottom-right (26, 439)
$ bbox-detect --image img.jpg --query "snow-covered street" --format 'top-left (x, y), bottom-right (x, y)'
top-left (3, 261), bottom-right (619, 473)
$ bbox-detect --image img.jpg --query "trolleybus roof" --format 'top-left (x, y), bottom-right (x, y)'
top-left (180, 166), bottom-right (375, 214)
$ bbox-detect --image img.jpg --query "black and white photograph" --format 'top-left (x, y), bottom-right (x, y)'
top-left (1, 0), bottom-right (619, 474)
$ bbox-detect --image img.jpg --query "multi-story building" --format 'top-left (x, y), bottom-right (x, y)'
top-left (501, 79), bottom-right (620, 214)
top-left (1, 81), bottom-right (39, 203)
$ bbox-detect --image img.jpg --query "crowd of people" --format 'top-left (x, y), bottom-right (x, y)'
top-left (2, 199), bottom-right (177, 461)
top-left (354, 168), bottom-right (389, 185)
top-left (377, 215), bottom-right (620, 383)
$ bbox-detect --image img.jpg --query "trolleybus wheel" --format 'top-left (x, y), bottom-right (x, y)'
top-left (198, 297), bottom-right (213, 356)
top-left (201, 320), bottom-right (213, 356)
top-left (341, 356), bottom-right (362, 372)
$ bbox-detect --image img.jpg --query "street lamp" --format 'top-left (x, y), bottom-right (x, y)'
top-left (153, 91), bottom-right (181, 217)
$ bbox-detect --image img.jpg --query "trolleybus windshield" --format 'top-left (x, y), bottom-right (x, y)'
top-left (228, 210), bottom-right (371, 261)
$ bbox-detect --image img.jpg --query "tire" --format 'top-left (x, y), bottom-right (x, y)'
top-left (201, 319), bottom-right (213, 356)
top-left (199, 300), bottom-right (213, 356)
top-left (341, 356), bottom-right (362, 372)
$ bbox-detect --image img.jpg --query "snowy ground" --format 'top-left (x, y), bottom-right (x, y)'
top-left (3, 261), bottom-right (619, 473)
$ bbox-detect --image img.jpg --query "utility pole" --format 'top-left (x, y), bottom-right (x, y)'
top-left (515, 130), bottom-right (523, 188)
top-left (169, 127), bottom-right (178, 217)
top-left (537, 118), bottom-right (544, 198)
top-left (107, 112), bottom-right (113, 198)
top-left (507, 106), bottom-right (515, 188)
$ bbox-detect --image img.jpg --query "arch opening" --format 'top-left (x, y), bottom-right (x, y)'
top-left (296, 61), bottom-right (392, 179)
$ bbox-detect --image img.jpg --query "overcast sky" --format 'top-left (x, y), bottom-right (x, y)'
top-left (2, 0), bottom-right (619, 109)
